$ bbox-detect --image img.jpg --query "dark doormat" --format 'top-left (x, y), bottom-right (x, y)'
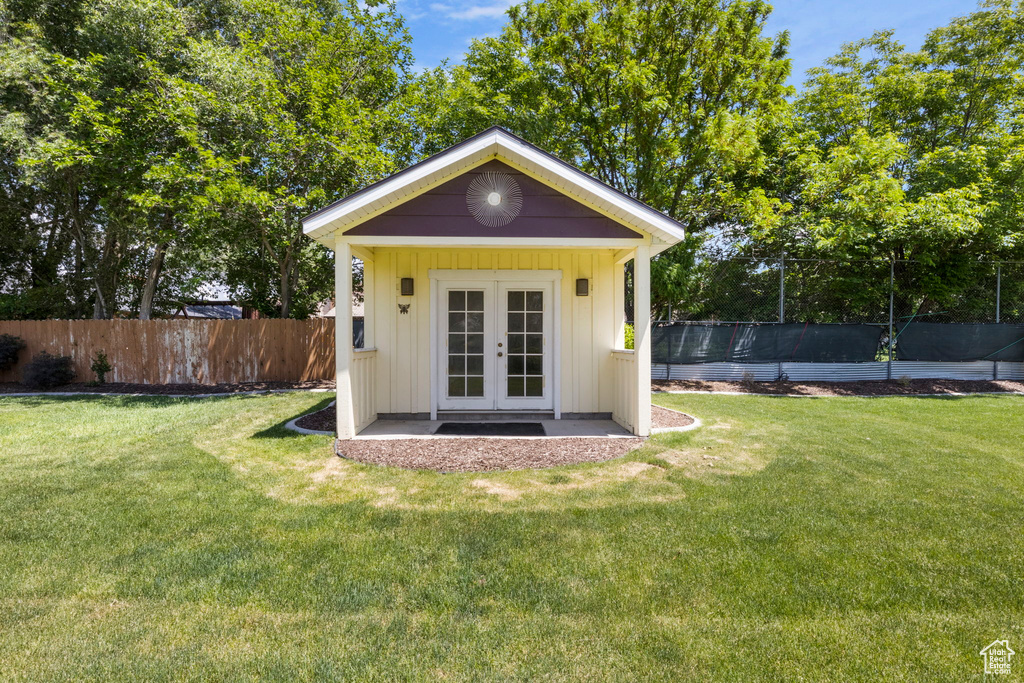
top-left (435, 422), bottom-right (546, 436)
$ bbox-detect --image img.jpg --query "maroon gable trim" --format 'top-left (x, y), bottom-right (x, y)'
top-left (344, 161), bottom-right (644, 240)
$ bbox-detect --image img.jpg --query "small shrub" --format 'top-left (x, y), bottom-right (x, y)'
top-left (90, 351), bottom-right (112, 384)
top-left (0, 334), bottom-right (25, 371)
top-left (897, 374), bottom-right (913, 387)
top-left (624, 324), bottom-right (634, 350)
top-left (22, 351), bottom-right (75, 389)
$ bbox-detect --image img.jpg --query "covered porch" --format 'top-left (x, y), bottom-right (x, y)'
top-left (332, 242), bottom-right (654, 439)
top-left (302, 127), bottom-right (686, 441)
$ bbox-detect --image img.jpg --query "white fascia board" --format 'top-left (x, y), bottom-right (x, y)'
top-left (303, 132), bottom-right (500, 239)
top-left (339, 235), bottom-right (648, 249)
top-left (491, 132), bottom-right (687, 246)
top-left (303, 128), bottom-right (687, 252)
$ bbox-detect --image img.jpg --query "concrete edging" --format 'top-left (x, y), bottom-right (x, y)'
top-left (283, 401), bottom-right (336, 436)
top-left (650, 404), bottom-right (702, 435)
top-left (655, 389), bottom-right (1024, 398)
top-left (0, 388), bottom-right (334, 399)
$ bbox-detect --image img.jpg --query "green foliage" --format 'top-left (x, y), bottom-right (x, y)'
top-left (0, 334), bottom-right (25, 370)
top-left (89, 350), bottom-right (111, 384)
top-left (21, 350), bottom-right (75, 388)
top-left (0, 0), bottom-right (414, 319)
top-left (623, 323), bottom-right (634, 350)
top-left (3, 0), bottom-right (1024, 324)
top-left (460, 0), bottom-right (792, 316)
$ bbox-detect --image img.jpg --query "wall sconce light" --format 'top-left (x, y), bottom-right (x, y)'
top-left (400, 278), bottom-right (414, 296)
top-left (576, 278), bottom-right (589, 296)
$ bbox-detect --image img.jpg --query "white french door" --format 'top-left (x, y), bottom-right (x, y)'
top-left (436, 278), bottom-right (554, 412)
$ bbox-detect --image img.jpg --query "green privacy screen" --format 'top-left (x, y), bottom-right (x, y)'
top-left (895, 323), bottom-right (1024, 361)
top-left (651, 323), bottom-right (884, 364)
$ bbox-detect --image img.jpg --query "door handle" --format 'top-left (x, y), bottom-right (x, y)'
top-left (497, 352), bottom-right (503, 357)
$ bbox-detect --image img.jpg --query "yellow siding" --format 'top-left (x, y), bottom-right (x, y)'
top-left (368, 247), bottom-right (618, 415)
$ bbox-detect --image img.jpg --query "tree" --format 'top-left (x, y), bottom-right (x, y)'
top-left (460, 0), bottom-right (792, 316)
top-left (189, 0), bottom-right (415, 317)
top-left (739, 1), bottom-right (1024, 318)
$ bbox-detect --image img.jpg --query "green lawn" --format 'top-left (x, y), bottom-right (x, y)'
top-left (1, 392), bottom-right (1022, 681)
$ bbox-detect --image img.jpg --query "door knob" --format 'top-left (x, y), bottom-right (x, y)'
top-left (497, 352), bottom-right (503, 357)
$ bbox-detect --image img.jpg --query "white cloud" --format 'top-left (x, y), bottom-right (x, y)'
top-left (428, 1), bottom-right (513, 21)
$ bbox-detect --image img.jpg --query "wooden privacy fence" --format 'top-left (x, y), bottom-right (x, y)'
top-left (0, 319), bottom-right (335, 385)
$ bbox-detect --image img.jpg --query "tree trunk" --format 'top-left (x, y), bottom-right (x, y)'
top-left (139, 241), bottom-right (169, 320)
top-left (92, 229), bottom-right (120, 319)
top-left (279, 252), bottom-right (292, 318)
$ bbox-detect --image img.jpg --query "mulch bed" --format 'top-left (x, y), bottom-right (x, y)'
top-left (652, 404), bottom-right (695, 428)
top-left (653, 378), bottom-right (1024, 396)
top-left (0, 380), bottom-right (335, 395)
top-left (294, 404), bottom-right (337, 432)
top-left (335, 437), bottom-right (645, 472)
top-left (298, 403), bottom-right (698, 472)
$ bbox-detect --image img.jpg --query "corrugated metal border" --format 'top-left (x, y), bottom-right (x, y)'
top-left (890, 361), bottom-right (996, 380)
top-left (996, 362), bottom-right (1024, 380)
top-left (654, 361), bottom-right (1024, 382)
top-left (782, 362), bottom-right (889, 382)
top-left (653, 363), bottom-right (779, 382)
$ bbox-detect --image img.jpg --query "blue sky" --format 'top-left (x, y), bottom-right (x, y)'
top-left (400, 0), bottom-right (982, 86)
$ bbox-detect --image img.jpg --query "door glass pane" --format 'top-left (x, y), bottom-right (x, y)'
top-left (505, 290), bottom-right (543, 399)
top-left (448, 312), bottom-right (466, 332)
top-left (447, 290), bottom-right (484, 399)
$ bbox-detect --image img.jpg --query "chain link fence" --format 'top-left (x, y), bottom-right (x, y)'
top-left (646, 256), bottom-right (1024, 382)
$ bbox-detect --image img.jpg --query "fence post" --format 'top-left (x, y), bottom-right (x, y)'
top-left (778, 254), bottom-right (785, 324)
top-left (994, 263), bottom-right (1002, 380)
top-left (778, 254), bottom-right (785, 380)
top-left (996, 263), bottom-right (1002, 323)
top-left (887, 259), bottom-right (895, 381)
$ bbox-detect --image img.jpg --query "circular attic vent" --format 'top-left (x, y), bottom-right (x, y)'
top-left (466, 171), bottom-right (523, 227)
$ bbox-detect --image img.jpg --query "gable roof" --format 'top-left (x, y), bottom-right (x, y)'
top-left (302, 126), bottom-right (687, 253)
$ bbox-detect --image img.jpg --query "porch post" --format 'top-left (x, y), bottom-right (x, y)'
top-left (335, 238), bottom-right (356, 439)
top-left (634, 244), bottom-right (651, 436)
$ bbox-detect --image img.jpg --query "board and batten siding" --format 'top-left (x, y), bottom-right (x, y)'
top-left (367, 247), bottom-right (618, 416)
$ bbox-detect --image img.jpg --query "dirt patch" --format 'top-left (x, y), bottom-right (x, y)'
top-left (652, 405), bottom-right (695, 428)
top-left (335, 437), bottom-right (644, 472)
top-left (471, 479), bottom-right (522, 500)
top-left (653, 378), bottom-right (1024, 396)
top-left (0, 380), bottom-right (335, 395)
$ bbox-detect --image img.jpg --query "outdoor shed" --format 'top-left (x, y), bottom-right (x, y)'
top-left (302, 127), bottom-right (686, 438)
